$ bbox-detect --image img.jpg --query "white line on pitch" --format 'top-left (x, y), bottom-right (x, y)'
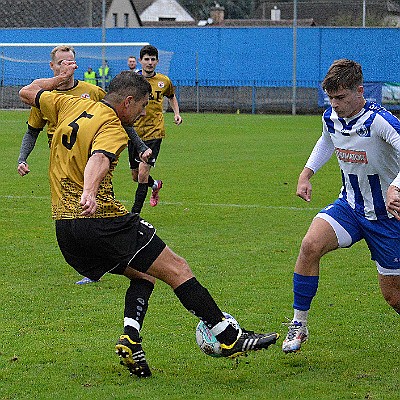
top-left (1, 194), bottom-right (320, 211)
top-left (161, 201), bottom-right (320, 211)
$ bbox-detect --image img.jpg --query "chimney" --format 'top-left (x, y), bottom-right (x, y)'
top-left (210, 3), bottom-right (225, 24)
top-left (271, 6), bottom-right (281, 21)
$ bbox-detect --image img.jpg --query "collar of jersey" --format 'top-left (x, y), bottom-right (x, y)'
top-left (137, 70), bottom-right (156, 78)
top-left (100, 100), bottom-right (118, 115)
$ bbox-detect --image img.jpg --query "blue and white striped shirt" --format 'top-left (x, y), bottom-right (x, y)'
top-left (307, 101), bottom-right (400, 220)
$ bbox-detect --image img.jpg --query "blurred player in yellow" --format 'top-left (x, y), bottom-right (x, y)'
top-left (17, 45), bottom-right (106, 177)
top-left (130, 45), bottom-right (182, 214)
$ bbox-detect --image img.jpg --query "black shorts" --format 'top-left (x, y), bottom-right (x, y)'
top-left (128, 138), bottom-right (162, 169)
top-left (55, 214), bottom-right (166, 281)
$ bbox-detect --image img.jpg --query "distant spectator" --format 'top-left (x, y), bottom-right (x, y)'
top-left (127, 56), bottom-right (138, 72)
top-left (98, 60), bottom-right (111, 89)
top-left (84, 66), bottom-right (97, 85)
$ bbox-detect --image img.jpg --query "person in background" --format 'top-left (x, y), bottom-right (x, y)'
top-left (19, 62), bottom-right (279, 378)
top-left (127, 55), bottom-right (138, 72)
top-left (84, 66), bottom-right (97, 85)
top-left (130, 45), bottom-right (182, 214)
top-left (282, 59), bottom-right (400, 354)
top-left (98, 59), bottom-right (111, 90)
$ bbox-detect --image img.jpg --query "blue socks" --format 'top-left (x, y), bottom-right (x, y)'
top-left (293, 273), bottom-right (319, 311)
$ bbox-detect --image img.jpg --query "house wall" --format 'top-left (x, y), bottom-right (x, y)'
top-left (140, 0), bottom-right (195, 21)
top-left (105, 0), bottom-right (141, 27)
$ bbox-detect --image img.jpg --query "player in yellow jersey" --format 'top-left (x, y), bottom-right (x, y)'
top-left (16, 45), bottom-right (106, 284)
top-left (17, 45), bottom-right (106, 177)
top-left (18, 62), bottom-right (279, 378)
top-left (130, 45), bottom-right (183, 214)
top-left (17, 45), bottom-right (150, 285)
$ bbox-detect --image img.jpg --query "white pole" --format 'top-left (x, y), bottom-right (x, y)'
top-left (196, 52), bottom-right (199, 113)
top-left (292, 0), bottom-right (297, 115)
top-left (362, 0), bottom-right (366, 27)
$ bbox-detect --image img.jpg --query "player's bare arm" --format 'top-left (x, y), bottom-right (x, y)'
top-left (19, 61), bottom-right (77, 106)
top-left (80, 153), bottom-right (110, 217)
top-left (386, 185), bottom-right (400, 221)
top-left (296, 167), bottom-right (314, 202)
top-left (169, 96), bottom-right (182, 125)
top-left (174, 114), bottom-right (183, 125)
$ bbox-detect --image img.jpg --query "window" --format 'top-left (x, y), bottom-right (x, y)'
top-left (124, 13), bottom-right (129, 27)
top-left (113, 13), bottom-right (118, 27)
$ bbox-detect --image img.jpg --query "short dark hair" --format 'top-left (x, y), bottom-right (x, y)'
top-left (322, 59), bottom-right (363, 93)
top-left (140, 45), bottom-right (158, 60)
top-left (106, 71), bottom-right (151, 101)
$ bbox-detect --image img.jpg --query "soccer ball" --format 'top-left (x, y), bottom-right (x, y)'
top-left (195, 312), bottom-right (240, 357)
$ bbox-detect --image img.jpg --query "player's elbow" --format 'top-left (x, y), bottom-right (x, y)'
top-left (19, 87), bottom-right (35, 107)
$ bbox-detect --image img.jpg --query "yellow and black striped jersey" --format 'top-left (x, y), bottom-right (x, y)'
top-left (28, 80), bottom-right (106, 145)
top-left (37, 90), bottom-right (129, 220)
top-left (134, 72), bottom-right (175, 141)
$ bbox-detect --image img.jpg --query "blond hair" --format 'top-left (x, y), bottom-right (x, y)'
top-left (50, 45), bottom-right (76, 62)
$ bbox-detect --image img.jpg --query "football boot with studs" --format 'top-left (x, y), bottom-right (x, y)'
top-left (282, 320), bottom-right (308, 353)
top-left (220, 328), bottom-right (279, 358)
top-left (115, 335), bottom-right (151, 378)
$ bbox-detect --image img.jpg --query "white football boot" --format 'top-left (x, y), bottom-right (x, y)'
top-left (282, 321), bottom-right (308, 353)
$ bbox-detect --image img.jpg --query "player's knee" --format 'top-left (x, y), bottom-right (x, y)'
top-left (150, 248), bottom-right (194, 287)
top-left (300, 235), bottom-right (324, 260)
top-left (165, 255), bottom-right (194, 287)
top-left (138, 176), bottom-right (148, 184)
top-left (172, 254), bottom-right (192, 277)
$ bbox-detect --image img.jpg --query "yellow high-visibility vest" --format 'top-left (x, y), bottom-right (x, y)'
top-left (84, 70), bottom-right (97, 85)
top-left (98, 66), bottom-right (110, 82)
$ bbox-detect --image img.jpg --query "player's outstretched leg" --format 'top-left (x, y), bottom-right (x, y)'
top-left (147, 249), bottom-right (280, 360)
top-left (282, 321), bottom-right (308, 353)
top-left (115, 335), bottom-right (152, 378)
top-left (220, 328), bottom-right (279, 358)
top-left (150, 180), bottom-right (163, 207)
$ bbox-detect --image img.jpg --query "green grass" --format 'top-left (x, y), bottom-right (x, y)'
top-left (1, 111), bottom-right (399, 400)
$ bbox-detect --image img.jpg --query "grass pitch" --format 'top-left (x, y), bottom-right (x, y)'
top-left (0, 111), bottom-right (399, 400)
